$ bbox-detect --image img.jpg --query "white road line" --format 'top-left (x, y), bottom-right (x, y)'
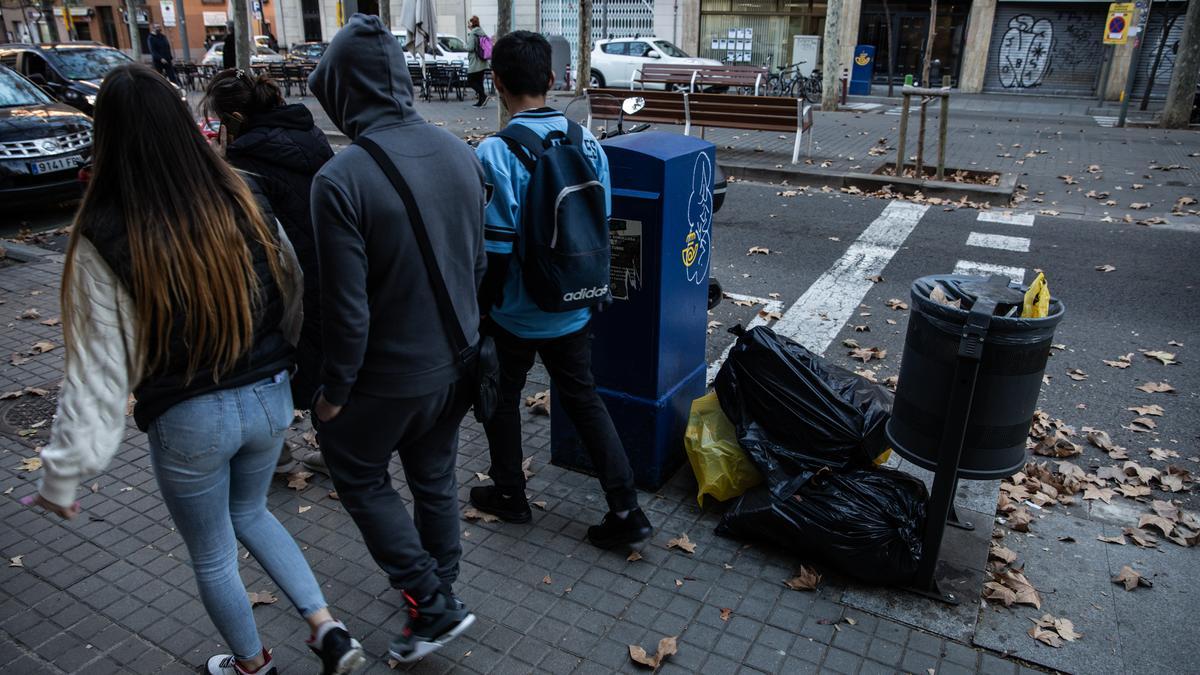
top-left (773, 201), bottom-right (929, 356)
top-left (1094, 116), bottom-right (1119, 128)
top-left (953, 260), bottom-right (1026, 283)
top-left (706, 293), bottom-right (785, 385)
top-left (976, 211), bottom-right (1035, 227)
top-left (842, 102), bottom-right (883, 112)
top-left (966, 232), bottom-right (1031, 252)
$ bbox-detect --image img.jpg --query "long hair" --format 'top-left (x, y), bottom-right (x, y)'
top-left (62, 64), bottom-right (285, 382)
top-left (201, 68), bottom-right (284, 131)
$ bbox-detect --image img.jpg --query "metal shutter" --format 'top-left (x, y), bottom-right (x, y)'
top-left (1131, 4), bottom-right (1187, 102)
top-left (984, 3), bottom-right (1106, 96)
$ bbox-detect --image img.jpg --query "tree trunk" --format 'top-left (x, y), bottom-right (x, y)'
top-left (921, 0), bottom-right (937, 86)
top-left (41, 0), bottom-right (60, 42)
top-left (884, 0), bottom-right (895, 97)
top-left (821, 0), bottom-right (841, 111)
top-left (124, 0), bottom-right (141, 58)
top-left (498, 0), bottom-right (513, 36)
top-left (233, 0), bottom-right (251, 70)
top-left (1162, 0), bottom-right (1200, 128)
top-left (380, 0), bottom-right (390, 31)
top-left (576, 0), bottom-right (592, 95)
top-left (1140, 12), bottom-right (1178, 111)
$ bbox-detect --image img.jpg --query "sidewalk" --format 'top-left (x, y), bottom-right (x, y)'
top-left (0, 231), bottom-right (1045, 673)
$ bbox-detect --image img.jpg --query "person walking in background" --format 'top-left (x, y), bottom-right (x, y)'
top-left (23, 64), bottom-right (365, 675)
top-left (224, 21), bottom-right (237, 69)
top-left (148, 24), bottom-right (180, 85)
top-left (203, 69), bottom-right (334, 474)
top-left (307, 14), bottom-right (486, 663)
top-left (470, 31), bottom-right (653, 548)
top-left (466, 16), bottom-right (490, 107)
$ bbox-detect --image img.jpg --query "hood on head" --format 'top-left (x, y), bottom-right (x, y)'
top-left (308, 13), bottom-right (419, 139)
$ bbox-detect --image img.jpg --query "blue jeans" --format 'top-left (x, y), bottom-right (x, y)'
top-left (148, 371), bottom-right (326, 660)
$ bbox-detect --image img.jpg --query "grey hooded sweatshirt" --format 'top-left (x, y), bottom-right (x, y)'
top-left (308, 14), bottom-right (486, 406)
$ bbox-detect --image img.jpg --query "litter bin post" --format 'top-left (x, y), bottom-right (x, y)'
top-left (887, 275), bottom-right (1065, 603)
top-left (549, 131), bottom-right (716, 491)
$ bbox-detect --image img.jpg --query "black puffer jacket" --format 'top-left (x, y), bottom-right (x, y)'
top-left (226, 103), bottom-right (333, 403)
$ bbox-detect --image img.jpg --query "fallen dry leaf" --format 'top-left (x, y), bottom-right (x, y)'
top-left (1144, 350), bottom-right (1178, 366)
top-left (30, 341), bottom-right (56, 354)
top-left (719, 607), bottom-right (733, 622)
top-left (463, 507), bottom-right (500, 523)
top-left (849, 346), bottom-right (887, 363)
top-left (1112, 565), bottom-right (1152, 591)
top-left (542, 575), bottom-right (553, 585)
top-left (286, 470), bottom-right (313, 491)
top-left (929, 284), bottom-right (962, 309)
top-left (1007, 506), bottom-right (1033, 532)
top-left (1136, 382), bottom-right (1175, 394)
top-left (1124, 527), bottom-right (1159, 548)
top-left (1095, 264), bottom-right (1117, 273)
top-left (784, 565), bottom-right (822, 591)
top-left (1139, 514), bottom-right (1175, 537)
top-left (1128, 404), bottom-right (1164, 416)
top-left (525, 390), bottom-right (550, 416)
top-left (629, 636), bottom-right (678, 669)
top-left (747, 246), bottom-right (770, 256)
top-left (8, 555), bottom-right (23, 568)
top-left (17, 457), bottom-right (41, 472)
top-left (885, 298), bottom-right (909, 311)
top-left (247, 590), bottom-right (278, 606)
top-left (39, 317), bottom-right (61, 327)
top-left (1130, 202), bottom-right (1150, 210)
top-left (626, 551), bottom-right (643, 562)
top-left (667, 533), bottom-right (697, 554)
top-left (1067, 369), bottom-right (1088, 381)
top-left (1103, 353), bottom-right (1133, 369)
top-left (1125, 417), bottom-right (1157, 433)
top-left (531, 500), bottom-right (547, 510)
top-left (298, 505), bottom-right (311, 513)
top-left (522, 456), bottom-right (535, 480)
top-left (1097, 534), bottom-right (1126, 545)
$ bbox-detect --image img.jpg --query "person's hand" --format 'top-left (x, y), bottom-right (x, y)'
top-left (314, 395), bottom-right (343, 423)
top-left (21, 493), bottom-right (81, 520)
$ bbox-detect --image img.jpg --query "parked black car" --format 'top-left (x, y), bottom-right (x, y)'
top-left (288, 42), bottom-right (328, 63)
top-left (0, 42), bottom-right (185, 116)
top-left (0, 64), bottom-right (92, 206)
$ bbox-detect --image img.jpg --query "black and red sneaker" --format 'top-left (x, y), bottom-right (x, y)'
top-left (388, 588), bottom-right (476, 663)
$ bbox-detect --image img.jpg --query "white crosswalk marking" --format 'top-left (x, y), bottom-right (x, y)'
top-left (953, 260), bottom-right (1026, 283)
top-left (966, 232), bottom-right (1031, 252)
top-left (775, 201), bottom-right (929, 355)
top-left (1094, 116), bottom-right (1119, 128)
top-left (706, 293), bottom-right (785, 385)
top-left (842, 102), bottom-right (884, 112)
top-left (885, 107), bottom-right (903, 116)
top-left (976, 211), bottom-right (1034, 227)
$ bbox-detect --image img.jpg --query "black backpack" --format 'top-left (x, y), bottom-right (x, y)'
top-left (497, 121), bottom-right (611, 313)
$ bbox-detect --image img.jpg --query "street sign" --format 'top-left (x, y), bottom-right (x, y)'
top-left (1104, 2), bottom-right (1134, 44)
top-left (160, 0), bottom-right (176, 27)
top-left (252, 0), bottom-right (262, 20)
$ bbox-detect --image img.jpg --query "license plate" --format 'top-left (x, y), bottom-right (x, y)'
top-left (29, 155), bottom-right (83, 175)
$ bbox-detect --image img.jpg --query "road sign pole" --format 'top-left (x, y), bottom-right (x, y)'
top-left (1118, 0), bottom-right (1154, 127)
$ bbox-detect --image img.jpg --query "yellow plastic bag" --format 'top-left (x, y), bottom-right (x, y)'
top-left (684, 392), bottom-right (763, 506)
top-left (1022, 272), bottom-right (1050, 319)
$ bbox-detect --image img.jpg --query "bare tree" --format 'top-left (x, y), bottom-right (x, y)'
top-left (124, 0), bottom-right (141, 58)
top-left (821, 0), bottom-right (841, 111)
top-left (498, 0), bottom-right (512, 37)
top-left (380, 0), bottom-right (390, 32)
top-left (883, 0), bottom-right (895, 97)
top-left (1140, 12), bottom-right (1180, 111)
top-left (921, 0), bottom-right (937, 86)
top-left (233, 0), bottom-right (251, 70)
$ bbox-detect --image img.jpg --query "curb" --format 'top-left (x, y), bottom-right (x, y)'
top-left (2, 241), bottom-right (57, 262)
top-left (719, 160), bottom-right (1017, 206)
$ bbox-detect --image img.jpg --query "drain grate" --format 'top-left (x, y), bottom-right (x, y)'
top-left (0, 387), bottom-right (58, 446)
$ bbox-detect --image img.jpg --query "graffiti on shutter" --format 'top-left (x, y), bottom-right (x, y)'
top-left (985, 4), bottom-right (1104, 96)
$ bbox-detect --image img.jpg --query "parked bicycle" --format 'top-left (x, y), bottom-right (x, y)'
top-left (765, 61), bottom-right (821, 103)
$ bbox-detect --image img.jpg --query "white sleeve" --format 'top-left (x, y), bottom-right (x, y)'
top-left (37, 237), bottom-right (141, 508)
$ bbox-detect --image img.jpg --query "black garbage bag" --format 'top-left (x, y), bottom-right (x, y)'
top-left (714, 326), bottom-right (892, 498)
top-left (716, 466), bottom-right (928, 586)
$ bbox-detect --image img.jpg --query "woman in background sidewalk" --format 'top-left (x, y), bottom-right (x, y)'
top-left (23, 64), bottom-right (364, 675)
top-left (204, 69), bottom-right (334, 475)
top-left (466, 16), bottom-right (490, 107)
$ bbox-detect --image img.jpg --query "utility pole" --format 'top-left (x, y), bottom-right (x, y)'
top-left (821, 0), bottom-right (841, 111)
top-left (577, 0), bottom-right (592, 95)
top-left (40, 0), bottom-right (60, 41)
top-left (1162, 0), bottom-right (1200, 128)
top-left (124, 0), bottom-right (140, 57)
top-left (233, 0), bottom-right (251, 70)
top-left (179, 4), bottom-right (191, 62)
top-left (380, 0), bottom-right (390, 31)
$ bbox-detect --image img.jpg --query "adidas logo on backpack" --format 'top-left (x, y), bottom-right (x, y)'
top-left (497, 120), bottom-right (611, 312)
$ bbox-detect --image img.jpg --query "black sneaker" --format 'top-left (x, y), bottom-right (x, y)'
top-left (587, 508), bottom-right (653, 549)
top-left (306, 621), bottom-right (366, 675)
top-left (389, 588), bottom-right (476, 663)
top-left (469, 485), bottom-right (532, 523)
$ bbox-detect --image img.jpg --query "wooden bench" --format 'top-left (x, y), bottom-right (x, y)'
top-left (586, 88), bottom-right (813, 164)
top-left (632, 64), bottom-right (768, 95)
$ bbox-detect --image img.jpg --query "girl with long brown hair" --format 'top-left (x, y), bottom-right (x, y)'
top-left (23, 64), bottom-right (365, 675)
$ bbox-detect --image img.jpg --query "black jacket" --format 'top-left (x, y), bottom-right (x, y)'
top-left (308, 14), bottom-right (486, 405)
top-left (82, 179), bottom-right (293, 430)
top-left (148, 32), bottom-right (172, 65)
top-left (226, 104), bottom-right (333, 403)
top-left (223, 32), bottom-right (236, 69)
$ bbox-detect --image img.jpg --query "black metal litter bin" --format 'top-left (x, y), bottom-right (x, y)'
top-left (886, 275), bottom-right (1065, 480)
